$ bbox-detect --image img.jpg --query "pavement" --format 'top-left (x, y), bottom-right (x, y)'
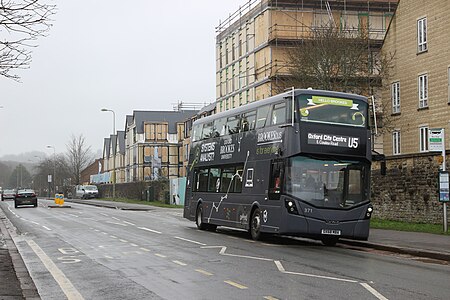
top-left (1, 198), bottom-right (449, 299)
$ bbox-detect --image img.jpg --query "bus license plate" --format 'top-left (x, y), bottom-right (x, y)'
top-left (321, 229), bottom-right (341, 236)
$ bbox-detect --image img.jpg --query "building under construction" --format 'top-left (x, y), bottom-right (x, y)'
top-left (215, 0), bottom-right (398, 113)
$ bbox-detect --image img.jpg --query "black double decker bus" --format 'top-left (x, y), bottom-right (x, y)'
top-left (183, 89), bottom-right (373, 245)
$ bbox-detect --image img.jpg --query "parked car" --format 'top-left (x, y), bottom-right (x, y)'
top-left (2, 189), bottom-right (16, 201)
top-left (14, 189), bottom-right (38, 208)
top-left (75, 185), bottom-right (99, 199)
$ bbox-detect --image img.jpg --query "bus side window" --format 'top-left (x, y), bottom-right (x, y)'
top-left (241, 110), bottom-right (256, 132)
top-left (213, 117), bottom-right (226, 137)
top-left (197, 168), bottom-right (209, 192)
top-left (192, 125), bottom-right (202, 142)
top-left (234, 168), bottom-right (244, 192)
top-left (271, 102), bottom-right (286, 125)
top-left (256, 105), bottom-right (270, 129)
top-left (227, 115), bottom-right (240, 134)
top-left (202, 122), bottom-right (214, 139)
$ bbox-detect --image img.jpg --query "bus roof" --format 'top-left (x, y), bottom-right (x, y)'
top-left (193, 89), bottom-right (367, 126)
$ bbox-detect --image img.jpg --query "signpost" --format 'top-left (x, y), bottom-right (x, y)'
top-left (429, 128), bottom-right (447, 232)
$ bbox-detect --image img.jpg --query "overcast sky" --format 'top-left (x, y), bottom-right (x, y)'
top-left (0, 0), bottom-right (247, 159)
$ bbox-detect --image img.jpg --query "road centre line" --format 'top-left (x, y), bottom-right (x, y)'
top-left (112, 217), bottom-right (121, 221)
top-left (174, 236), bottom-right (207, 246)
top-left (42, 226), bottom-right (52, 231)
top-left (155, 253), bottom-right (166, 258)
top-left (264, 297), bottom-right (280, 300)
top-left (195, 269), bottom-right (213, 276)
top-left (138, 227), bottom-right (162, 234)
top-left (224, 280), bottom-right (248, 289)
top-left (123, 221), bottom-right (136, 226)
top-left (130, 243), bottom-right (138, 247)
top-left (172, 260), bottom-right (187, 266)
top-left (360, 283), bottom-right (389, 300)
top-left (140, 247), bottom-right (151, 252)
top-left (119, 239), bottom-right (128, 243)
top-left (27, 240), bottom-right (84, 300)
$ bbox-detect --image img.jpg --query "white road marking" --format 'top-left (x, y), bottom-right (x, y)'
top-left (104, 255), bottom-right (114, 259)
top-left (112, 217), bottom-right (121, 221)
top-left (264, 297), bottom-right (280, 300)
top-left (42, 226), bottom-right (52, 231)
top-left (174, 236), bottom-right (206, 246)
top-left (274, 260), bottom-right (358, 283)
top-left (123, 221), bottom-right (136, 226)
top-left (100, 213), bottom-right (109, 217)
top-left (110, 235), bottom-right (117, 239)
top-left (155, 253), bottom-right (166, 258)
top-left (27, 240), bottom-right (84, 300)
top-left (140, 247), bottom-right (151, 252)
top-left (106, 221), bottom-right (127, 226)
top-left (202, 246), bottom-right (272, 261)
top-left (119, 239), bottom-right (128, 243)
top-left (130, 243), bottom-right (138, 247)
top-left (360, 283), bottom-right (389, 300)
top-left (138, 227), bottom-right (162, 234)
top-left (172, 260), bottom-right (187, 266)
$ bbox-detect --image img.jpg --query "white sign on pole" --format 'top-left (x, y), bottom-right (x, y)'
top-left (429, 128), bottom-right (444, 151)
top-left (48, 175), bottom-right (52, 183)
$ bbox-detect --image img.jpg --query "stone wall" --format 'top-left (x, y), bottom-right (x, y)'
top-left (98, 179), bottom-right (170, 202)
top-left (371, 152), bottom-right (449, 224)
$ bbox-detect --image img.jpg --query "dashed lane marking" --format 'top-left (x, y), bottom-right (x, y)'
top-left (195, 269), bottom-right (213, 276)
top-left (264, 297), bottom-right (280, 300)
top-left (123, 221), bottom-right (136, 226)
top-left (174, 236), bottom-right (206, 246)
top-left (224, 280), bottom-right (248, 290)
top-left (155, 253), bottom-right (166, 258)
top-left (138, 227), bottom-right (162, 234)
top-left (172, 260), bottom-right (187, 266)
top-left (140, 247), bottom-right (151, 252)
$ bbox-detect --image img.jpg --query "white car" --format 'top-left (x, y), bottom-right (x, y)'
top-left (75, 185), bottom-right (99, 199)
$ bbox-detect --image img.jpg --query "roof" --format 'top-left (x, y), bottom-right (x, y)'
top-left (197, 102), bottom-right (216, 116)
top-left (117, 131), bottom-right (125, 154)
top-left (103, 138), bottom-right (110, 158)
top-left (132, 110), bottom-right (198, 134)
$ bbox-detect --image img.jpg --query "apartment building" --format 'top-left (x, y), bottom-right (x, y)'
top-left (216, 0), bottom-right (397, 113)
top-left (124, 110), bottom-right (198, 182)
top-left (382, 0), bottom-right (450, 156)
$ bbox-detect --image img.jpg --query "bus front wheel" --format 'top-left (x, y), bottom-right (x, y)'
top-left (196, 204), bottom-right (207, 230)
top-left (250, 208), bottom-right (263, 240)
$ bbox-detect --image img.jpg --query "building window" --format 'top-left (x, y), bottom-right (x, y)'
top-left (418, 74), bottom-right (428, 108)
top-left (391, 81), bottom-right (400, 113)
top-left (417, 17), bottom-right (427, 53)
top-left (419, 126), bottom-right (429, 152)
top-left (393, 131), bottom-right (401, 155)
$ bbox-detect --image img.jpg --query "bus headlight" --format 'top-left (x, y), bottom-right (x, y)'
top-left (285, 199), bottom-right (299, 215)
top-left (365, 205), bottom-right (373, 219)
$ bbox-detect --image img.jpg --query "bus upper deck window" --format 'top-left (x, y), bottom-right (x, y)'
top-left (271, 102), bottom-right (286, 125)
top-left (256, 105), bottom-right (270, 128)
top-left (241, 111), bottom-right (256, 132)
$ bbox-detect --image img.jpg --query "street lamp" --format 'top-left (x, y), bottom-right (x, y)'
top-left (101, 108), bottom-right (116, 199)
top-left (46, 145), bottom-right (56, 196)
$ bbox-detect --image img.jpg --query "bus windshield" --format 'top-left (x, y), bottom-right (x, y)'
top-left (285, 156), bottom-right (369, 209)
top-left (297, 94), bottom-right (368, 127)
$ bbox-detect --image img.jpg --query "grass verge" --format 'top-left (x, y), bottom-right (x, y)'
top-left (96, 197), bottom-right (183, 208)
top-left (370, 218), bottom-right (450, 235)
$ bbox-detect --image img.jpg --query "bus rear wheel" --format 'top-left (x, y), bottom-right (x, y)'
top-left (249, 208), bottom-right (263, 240)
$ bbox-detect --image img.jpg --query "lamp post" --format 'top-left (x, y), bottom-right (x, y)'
top-left (46, 145), bottom-right (56, 196)
top-left (101, 108), bottom-right (116, 199)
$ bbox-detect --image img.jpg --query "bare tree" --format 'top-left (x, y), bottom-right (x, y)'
top-left (283, 25), bottom-right (394, 96)
top-left (0, 0), bottom-right (56, 80)
top-left (66, 134), bottom-right (94, 185)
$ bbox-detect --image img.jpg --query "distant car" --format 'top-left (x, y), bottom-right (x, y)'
top-left (75, 185), bottom-right (99, 199)
top-left (2, 189), bottom-right (16, 201)
top-left (14, 189), bottom-right (38, 208)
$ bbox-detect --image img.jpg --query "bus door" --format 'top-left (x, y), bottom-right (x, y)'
top-left (263, 159), bottom-right (284, 230)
